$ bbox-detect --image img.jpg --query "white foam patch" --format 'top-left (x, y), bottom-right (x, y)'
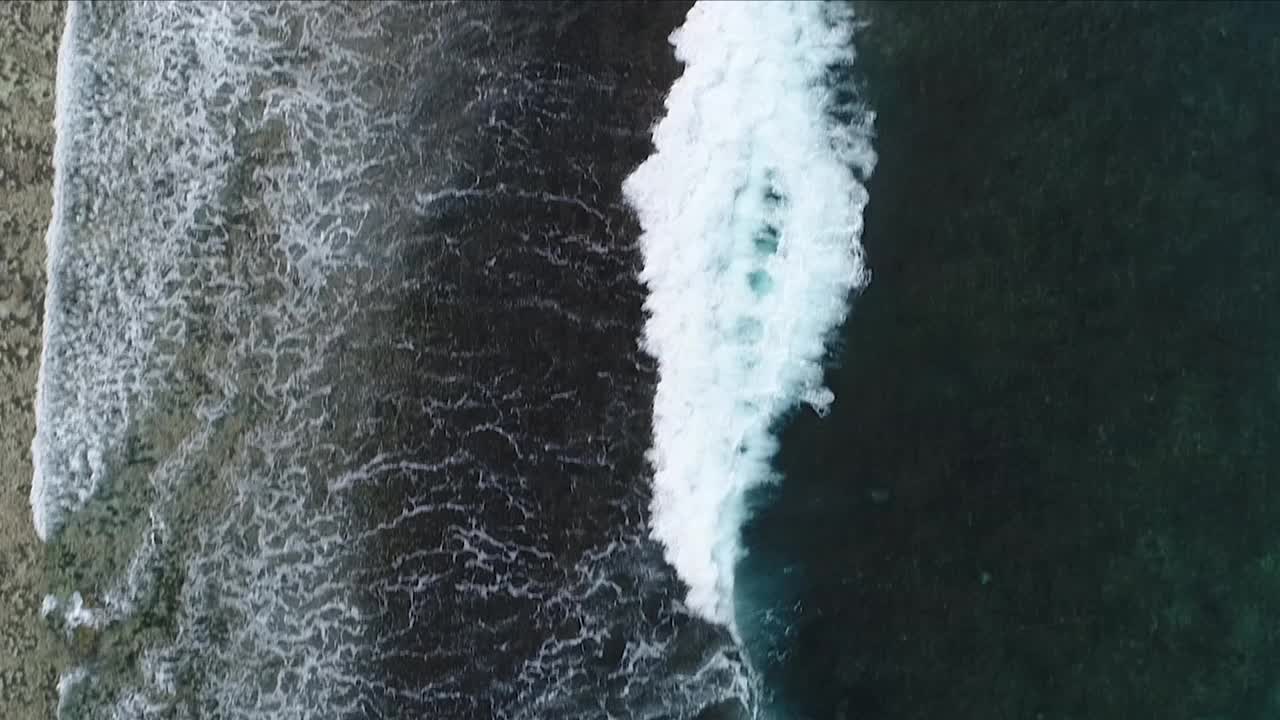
top-left (42, 591), bottom-right (106, 632)
top-left (56, 668), bottom-right (90, 718)
top-left (623, 0), bottom-right (876, 626)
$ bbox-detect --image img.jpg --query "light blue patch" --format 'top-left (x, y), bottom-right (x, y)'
top-left (747, 269), bottom-right (774, 296)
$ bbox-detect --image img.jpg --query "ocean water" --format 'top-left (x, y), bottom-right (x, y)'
top-left (31, 1), bottom-right (1280, 719)
top-left (35, 2), bottom-right (754, 718)
top-left (739, 2), bottom-right (1280, 719)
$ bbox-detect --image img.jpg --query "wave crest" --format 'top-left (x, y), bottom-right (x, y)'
top-left (623, 0), bottom-right (875, 627)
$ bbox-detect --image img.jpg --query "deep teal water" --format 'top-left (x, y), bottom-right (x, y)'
top-left (739, 3), bottom-right (1280, 718)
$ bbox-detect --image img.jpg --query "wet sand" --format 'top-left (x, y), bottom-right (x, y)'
top-left (0, 2), bottom-right (65, 718)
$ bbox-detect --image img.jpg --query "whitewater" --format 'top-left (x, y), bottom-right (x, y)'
top-left (30, 0), bottom-right (873, 717)
top-left (32, 2), bottom-right (758, 718)
top-left (624, 0), bottom-right (876, 629)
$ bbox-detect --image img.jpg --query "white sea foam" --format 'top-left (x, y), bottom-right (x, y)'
top-left (31, 0), bottom-right (245, 540)
top-left (34, 3), bottom-right (389, 717)
top-left (623, 0), bottom-right (876, 627)
top-left (30, 0), bottom-right (81, 542)
top-left (55, 667), bottom-right (90, 718)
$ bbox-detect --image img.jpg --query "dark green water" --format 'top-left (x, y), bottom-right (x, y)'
top-left (739, 2), bottom-right (1280, 718)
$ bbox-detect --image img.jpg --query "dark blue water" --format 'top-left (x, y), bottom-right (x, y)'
top-left (739, 2), bottom-right (1280, 719)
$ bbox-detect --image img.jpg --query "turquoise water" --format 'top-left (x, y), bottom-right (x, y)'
top-left (740, 3), bottom-right (1280, 718)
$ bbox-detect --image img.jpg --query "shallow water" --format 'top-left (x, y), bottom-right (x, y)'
top-left (37, 3), bottom-right (748, 718)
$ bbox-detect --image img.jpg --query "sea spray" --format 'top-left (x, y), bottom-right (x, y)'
top-left (623, 0), bottom-right (876, 629)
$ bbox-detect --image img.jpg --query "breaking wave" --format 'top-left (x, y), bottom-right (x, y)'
top-left (623, 0), bottom-right (876, 628)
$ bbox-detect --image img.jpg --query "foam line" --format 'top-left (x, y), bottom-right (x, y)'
top-left (31, 0), bottom-right (85, 541)
top-left (623, 0), bottom-right (876, 627)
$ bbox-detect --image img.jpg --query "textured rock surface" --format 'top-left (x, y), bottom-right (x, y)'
top-left (0, 2), bottom-right (65, 718)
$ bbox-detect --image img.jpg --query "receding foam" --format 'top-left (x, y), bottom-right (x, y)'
top-left (622, 0), bottom-right (876, 627)
top-left (30, 0), bottom-right (81, 542)
top-left (32, 1), bottom-right (243, 541)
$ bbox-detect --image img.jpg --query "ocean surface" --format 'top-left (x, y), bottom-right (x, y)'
top-left (35, 2), bottom-right (748, 717)
top-left (28, 2), bottom-right (1280, 719)
top-left (741, 2), bottom-right (1280, 719)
